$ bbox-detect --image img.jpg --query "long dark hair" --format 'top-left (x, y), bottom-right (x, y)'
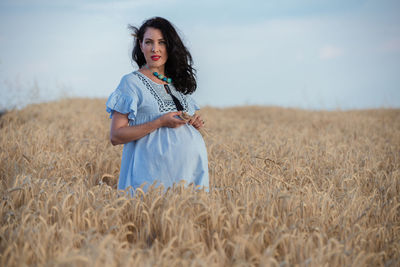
top-left (129, 17), bottom-right (197, 94)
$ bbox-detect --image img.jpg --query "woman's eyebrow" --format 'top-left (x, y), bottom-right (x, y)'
top-left (144, 37), bottom-right (165, 41)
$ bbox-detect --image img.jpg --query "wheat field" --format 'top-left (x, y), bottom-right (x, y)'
top-left (0, 98), bottom-right (399, 266)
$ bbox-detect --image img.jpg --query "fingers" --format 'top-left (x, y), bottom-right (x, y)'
top-left (172, 112), bottom-right (186, 126)
top-left (189, 114), bottom-right (204, 125)
top-left (159, 112), bottom-right (186, 128)
top-left (188, 114), bottom-right (199, 124)
top-left (172, 111), bottom-right (182, 116)
top-left (172, 116), bottom-right (186, 124)
top-left (163, 112), bottom-right (205, 129)
top-left (193, 120), bottom-right (204, 129)
top-left (190, 114), bottom-right (204, 130)
top-left (170, 116), bottom-right (186, 128)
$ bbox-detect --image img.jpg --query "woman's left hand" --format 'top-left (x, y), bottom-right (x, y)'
top-left (188, 113), bottom-right (205, 130)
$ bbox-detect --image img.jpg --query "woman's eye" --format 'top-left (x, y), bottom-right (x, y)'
top-left (160, 41), bottom-right (166, 45)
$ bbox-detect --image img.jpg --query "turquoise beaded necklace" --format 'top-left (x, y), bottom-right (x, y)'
top-left (145, 65), bottom-right (172, 84)
top-left (144, 65), bottom-right (183, 111)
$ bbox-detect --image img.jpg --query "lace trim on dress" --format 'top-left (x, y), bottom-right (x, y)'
top-left (135, 72), bottom-right (188, 113)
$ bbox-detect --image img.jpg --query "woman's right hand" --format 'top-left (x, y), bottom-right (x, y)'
top-left (110, 111), bottom-right (186, 145)
top-left (158, 111), bottom-right (186, 128)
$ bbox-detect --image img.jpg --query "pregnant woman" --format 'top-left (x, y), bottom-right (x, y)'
top-left (106, 17), bottom-right (209, 192)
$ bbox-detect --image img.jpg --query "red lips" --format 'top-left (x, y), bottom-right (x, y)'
top-left (151, 55), bottom-right (161, 61)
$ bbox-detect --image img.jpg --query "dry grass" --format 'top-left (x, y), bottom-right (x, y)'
top-left (0, 98), bottom-right (399, 266)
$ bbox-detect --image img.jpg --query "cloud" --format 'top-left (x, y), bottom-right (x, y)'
top-left (319, 45), bottom-right (344, 60)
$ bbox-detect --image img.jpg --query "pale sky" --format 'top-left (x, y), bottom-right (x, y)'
top-left (0, 0), bottom-right (399, 110)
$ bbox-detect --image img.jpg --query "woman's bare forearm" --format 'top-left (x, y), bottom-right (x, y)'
top-left (111, 119), bottom-right (162, 145)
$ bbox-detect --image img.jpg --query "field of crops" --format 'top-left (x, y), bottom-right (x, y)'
top-left (0, 98), bottom-right (399, 266)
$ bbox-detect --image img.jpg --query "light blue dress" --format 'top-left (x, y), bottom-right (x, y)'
top-left (106, 71), bottom-right (209, 191)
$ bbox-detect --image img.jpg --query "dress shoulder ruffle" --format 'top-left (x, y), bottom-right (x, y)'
top-left (106, 73), bottom-right (139, 121)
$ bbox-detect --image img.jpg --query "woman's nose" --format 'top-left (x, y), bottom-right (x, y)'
top-left (152, 44), bottom-right (159, 52)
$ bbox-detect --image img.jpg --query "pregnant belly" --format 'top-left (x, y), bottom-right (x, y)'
top-left (135, 125), bottom-right (207, 167)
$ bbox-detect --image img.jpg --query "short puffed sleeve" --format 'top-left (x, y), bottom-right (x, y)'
top-left (106, 74), bottom-right (139, 121)
top-left (186, 94), bottom-right (200, 115)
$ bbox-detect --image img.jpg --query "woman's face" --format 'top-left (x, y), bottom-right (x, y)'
top-left (140, 27), bottom-right (168, 70)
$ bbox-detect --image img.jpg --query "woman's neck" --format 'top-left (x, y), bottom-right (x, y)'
top-left (144, 64), bottom-right (165, 75)
top-left (139, 64), bottom-right (170, 85)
